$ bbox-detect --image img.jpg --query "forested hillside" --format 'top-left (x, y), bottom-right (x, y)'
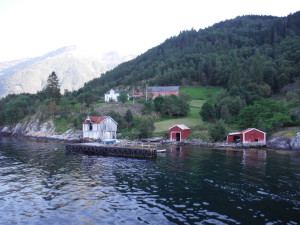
top-left (0, 12), bottom-right (299, 138)
top-left (82, 11), bottom-right (300, 96)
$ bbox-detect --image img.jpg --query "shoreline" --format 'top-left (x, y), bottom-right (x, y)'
top-left (1, 133), bottom-right (299, 153)
top-left (0, 132), bottom-right (82, 144)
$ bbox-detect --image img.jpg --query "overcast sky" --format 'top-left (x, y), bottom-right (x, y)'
top-left (0, 0), bottom-right (299, 61)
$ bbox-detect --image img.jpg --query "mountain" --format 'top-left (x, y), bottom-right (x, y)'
top-left (83, 11), bottom-right (300, 95)
top-left (0, 46), bottom-right (135, 98)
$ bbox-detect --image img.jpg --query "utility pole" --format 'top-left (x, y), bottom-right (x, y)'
top-left (132, 88), bottom-right (134, 104)
top-left (145, 84), bottom-right (148, 101)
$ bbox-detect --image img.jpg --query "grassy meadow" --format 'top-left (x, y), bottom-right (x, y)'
top-left (153, 86), bottom-right (224, 137)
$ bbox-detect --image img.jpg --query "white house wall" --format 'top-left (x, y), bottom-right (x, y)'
top-left (104, 90), bottom-right (119, 102)
top-left (82, 118), bottom-right (117, 140)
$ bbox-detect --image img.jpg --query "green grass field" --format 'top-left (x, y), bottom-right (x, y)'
top-left (154, 86), bottom-right (224, 135)
top-left (154, 118), bottom-right (204, 133)
top-left (180, 86), bottom-right (224, 100)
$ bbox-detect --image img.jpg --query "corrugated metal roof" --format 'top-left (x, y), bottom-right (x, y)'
top-left (228, 128), bottom-right (266, 136)
top-left (147, 86), bottom-right (179, 92)
top-left (228, 132), bottom-right (242, 135)
top-left (169, 124), bottom-right (190, 130)
top-left (241, 128), bottom-right (266, 134)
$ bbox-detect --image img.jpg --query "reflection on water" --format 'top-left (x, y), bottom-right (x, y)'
top-left (0, 137), bottom-right (299, 224)
top-left (242, 150), bottom-right (266, 168)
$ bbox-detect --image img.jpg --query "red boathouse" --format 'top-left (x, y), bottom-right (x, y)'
top-left (169, 124), bottom-right (190, 141)
top-left (227, 128), bottom-right (266, 145)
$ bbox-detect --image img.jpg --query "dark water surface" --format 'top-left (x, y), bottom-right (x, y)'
top-left (0, 137), bottom-right (299, 224)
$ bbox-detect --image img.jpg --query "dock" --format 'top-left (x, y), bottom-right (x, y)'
top-left (65, 141), bottom-right (164, 158)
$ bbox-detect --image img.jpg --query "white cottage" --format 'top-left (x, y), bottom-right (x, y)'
top-left (104, 89), bottom-right (129, 102)
top-left (82, 116), bottom-right (118, 140)
top-left (104, 89), bottom-right (118, 102)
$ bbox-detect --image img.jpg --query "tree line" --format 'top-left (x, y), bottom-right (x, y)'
top-left (0, 12), bottom-right (300, 140)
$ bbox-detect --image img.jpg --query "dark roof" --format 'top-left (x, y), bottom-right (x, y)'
top-left (147, 86), bottom-right (179, 92)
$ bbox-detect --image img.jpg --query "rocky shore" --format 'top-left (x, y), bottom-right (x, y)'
top-left (1, 116), bottom-right (299, 151)
top-left (162, 135), bottom-right (300, 151)
top-left (0, 116), bottom-right (82, 143)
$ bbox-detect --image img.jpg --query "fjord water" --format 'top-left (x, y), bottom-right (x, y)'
top-left (0, 137), bottom-right (299, 225)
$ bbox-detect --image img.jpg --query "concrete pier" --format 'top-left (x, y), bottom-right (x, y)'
top-left (65, 143), bottom-right (157, 158)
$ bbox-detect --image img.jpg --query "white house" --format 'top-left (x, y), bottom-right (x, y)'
top-left (104, 89), bottom-right (128, 102)
top-left (82, 116), bottom-right (118, 140)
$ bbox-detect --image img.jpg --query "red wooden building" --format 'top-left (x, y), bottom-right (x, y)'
top-left (169, 124), bottom-right (190, 141)
top-left (147, 86), bottom-right (179, 99)
top-left (227, 128), bottom-right (266, 145)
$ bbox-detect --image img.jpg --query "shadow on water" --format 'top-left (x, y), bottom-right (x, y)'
top-left (0, 137), bottom-right (299, 224)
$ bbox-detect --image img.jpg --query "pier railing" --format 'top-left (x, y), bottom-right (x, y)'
top-left (118, 141), bottom-right (160, 150)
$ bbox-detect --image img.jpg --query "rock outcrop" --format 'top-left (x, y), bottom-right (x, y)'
top-left (267, 132), bottom-right (300, 151)
top-left (0, 115), bottom-right (82, 143)
top-left (290, 132), bottom-right (300, 151)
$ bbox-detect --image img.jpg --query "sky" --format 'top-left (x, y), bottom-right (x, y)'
top-left (0, 0), bottom-right (299, 61)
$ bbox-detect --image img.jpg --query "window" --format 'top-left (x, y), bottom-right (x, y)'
top-left (89, 123), bottom-right (93, 131)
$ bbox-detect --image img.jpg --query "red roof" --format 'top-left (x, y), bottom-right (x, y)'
top-left (133, 92), bottom-right (143, 96)
top-left (82, 116), bottom-right (107, 124)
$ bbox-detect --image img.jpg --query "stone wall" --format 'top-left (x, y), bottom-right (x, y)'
top-left (95, 103), bottom-right (143, 116)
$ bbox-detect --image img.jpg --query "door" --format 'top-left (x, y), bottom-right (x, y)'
top-left (176, 132), bottom-right (181, 141)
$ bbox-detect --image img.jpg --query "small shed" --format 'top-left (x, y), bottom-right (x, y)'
top-left (169, 124), bottom-right (190, 141)
top-left (227, 128), bottom-right (266, 145)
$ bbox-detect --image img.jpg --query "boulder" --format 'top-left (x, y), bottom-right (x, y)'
top-left (267, 137), bottom-right (291, 150)
top-left (290, 132), bottom-right (300, 151)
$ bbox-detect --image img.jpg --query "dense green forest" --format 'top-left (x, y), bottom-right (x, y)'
top-left (83, 12), bottom-right (300, 93)
top-left (0, 12), bottom-right (299, 138)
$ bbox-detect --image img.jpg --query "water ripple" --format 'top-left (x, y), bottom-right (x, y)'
top-left (0, 138), bottom-right (299, 224)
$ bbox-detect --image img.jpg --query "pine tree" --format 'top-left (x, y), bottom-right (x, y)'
top-left (43, 71), bottom-right (61, 99)
top-left (251, 49), bottom-right (263, 84)
top-left (228, 51), bottom-right (241, 87)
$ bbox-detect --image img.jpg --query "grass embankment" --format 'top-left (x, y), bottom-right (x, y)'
top-left (271, 127), bottom-right (300, 138)
top-left (154, 86), bottom-right (224, 138)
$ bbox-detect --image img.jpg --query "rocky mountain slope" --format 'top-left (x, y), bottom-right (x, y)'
top-left (0, 46), bottom-right (135, 98)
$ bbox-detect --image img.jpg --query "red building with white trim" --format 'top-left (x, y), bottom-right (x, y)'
top-left (227, 128), bottom-right (266, 145)
top-left (169, 124), bottom-right (190, 141)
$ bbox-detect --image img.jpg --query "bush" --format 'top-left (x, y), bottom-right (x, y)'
top-left (200, 102), bottom-right (216, 122)
top-left (209, 120), bottom-right (228, 142)
top-left (237, 99), bottom-right (291, 133)
top-left (138, 117), bottom-right (155, 138)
